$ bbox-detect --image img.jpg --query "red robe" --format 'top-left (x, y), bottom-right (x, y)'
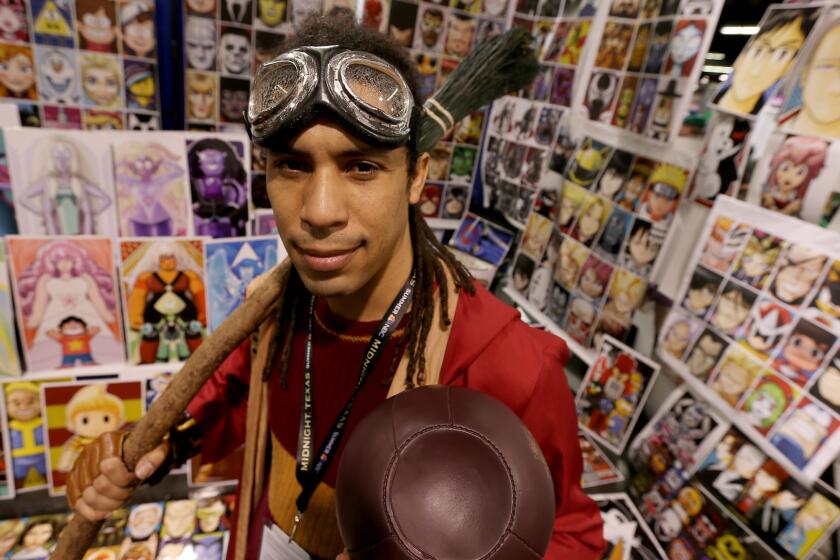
top-left (187, 282), bottom-right (606, 558)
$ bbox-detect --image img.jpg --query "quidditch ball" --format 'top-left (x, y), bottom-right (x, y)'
top-left (335, 385), bottom-right (555, 559)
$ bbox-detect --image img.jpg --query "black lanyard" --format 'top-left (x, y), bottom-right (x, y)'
top-left (289, 271), bottom-right (415, 542)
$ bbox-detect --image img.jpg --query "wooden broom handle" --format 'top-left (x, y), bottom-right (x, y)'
top-left (53, 261), bottom-right (291, 560)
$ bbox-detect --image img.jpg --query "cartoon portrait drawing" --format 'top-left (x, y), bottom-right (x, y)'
top-left (185, 16), bottom-right (216, 71)
top-left (621, 219), bottom-right (661, 277)
top-left (121, 240), bottom-right (207, 365)
top-left (783, 14), bottom-right (840, 140)
top-left (709, 283), bottom-right (756, 336)
top-left (664, 20), bottom-right (705, 78)
top-left (222, 0), bottom-right (252, 23)
top-left (628, 78), bottom-right (657, 135)
top-left (760, 136), bottom-right (828, 217)
top-left (699, 217), bottom-right (748, 274)
top-left (80, 53), bottom-right (122, 108)
top-left (732, 230), bottom-right (782, 288)
top-left (595, 22), bottom-right (633, 70)
top-left (808, 260), bottom-right (840, 330)
top-left (614, 157), bottom-right (652, 212)
top-left (35, 47), bottom-right (80, 105)
top-left (772, 318), bottom-right (834, 387)
top-left (639, 163), bottom-right (687, 226)
top-left (776, 492), bottom-right (840, 558)
top-left (692, 115), bottom-right (751, 201)
top-left (558, 21), bottom-right (589, 66)
top-left (187, 138), bottom-right (247, 238)
top-left (596, 207), bottom-right (631, 258)
top-left (206, 238), bottom-right (279, 332)
top-left (646, 79), bottom-right (681, 141)
top-left (770, 244), bottom-right (826, 306)
top-left (684, 329), bottom-right (726, 379)
top-left (161, 499), bottom-right (197, 541)
top-left (76, 0), bottom-right (118, 53)
top-left (577, 254), bottom-right (613, 301)
top-left (771, 399), bottom-right (836, 469)
top-left (255, 0), bottom-right (285, 28)
top-left (741, 375), bottom-right (796, 434)
top-left (186, 71), bottom-right (217, 122)
top-left (715, 8), bottom-right (818, 116)
top-left (741, 299), bottom-right (794, 360)
top-left (643, 20), bottom-right (672, 74)
top-left (521, 213), bottom-right (552, 260)
top-left (511, 253), bottom-right (535, 294)
top-left (114, 140), bottom-right (189, 237)
top-left (709, 347), bottom-right (763, 407)
top-left (31, 0), bottom-right (74, 47)
top-left (124, 61), bottom-right (156, 111)
top-left (9, 238), bottom-right (123, 371)
top-left (565, 138), bottom-right (611, 189)
top-left (4, 382), bottom-right (46, 490)
top-left (811, 351), bottom-right (840, 414)
top-left (527, 266), bottom-right (552, 311)
top-left (554, 235), bottom-right (589, 291)
top-left (611, 76), bottom-right (637, 129)
top-left (218, 26), bottom-right (251, 77)
top-left (10, 515), bottom-right (62, 558)
top-left (121, 502), bottom-right (162, 556)
top-left (660, 313), bottom-right (697, 360)
top-left (682, 266), bottom-right (722, 318)
top-left (418, 183), bottom-right (441, 218)
top-left (595, 150), bottom-right (632, 201)
top-left (415, 5), bottom-right (446, 50)
top-left (441, 185), bottom-right (467, 220)
top-left (563, 295), bottom-right (598, 346)
top-left (585, 71), bottom-right (619, 123)
top-left (0, 44), bottom-right (35, 99)
top-left (13, 135), bottom-right (114, 235)
top-left (571, 196), bottom-right (611, 246)
top-left (597, 269), bottom-right (646, 340)
top-left (444, 14), bottom-right (474, 58)
top-left (0, 1), bottom-right (28, 43)
top-left (121, 1), bottom-right (156, 58)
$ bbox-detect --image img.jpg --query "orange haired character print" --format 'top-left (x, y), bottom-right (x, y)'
top-left (0, 43), bottom-right (35, 99)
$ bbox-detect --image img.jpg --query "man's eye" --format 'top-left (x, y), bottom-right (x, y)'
top-left (349, 161), bottom-right (379, 175)
top-left (274, 159), bottom-right (307, 173)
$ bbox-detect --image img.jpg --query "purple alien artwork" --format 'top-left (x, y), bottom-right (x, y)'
top-left (186, 137), bottom-right (248, 238)
top-left (113, 140), bottom-right (190, 237)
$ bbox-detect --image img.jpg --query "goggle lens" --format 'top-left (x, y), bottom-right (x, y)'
top-left (342, 61), bottom-right (408, 122)
top-left (250, 59), bottom-right (301, 123)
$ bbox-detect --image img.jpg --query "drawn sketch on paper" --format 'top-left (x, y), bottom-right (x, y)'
top-left (186, 137), bottom-right (249, 238)
top-left (7, 237), bottom-right (124, 372)
top-left (0, 245), bottom-right (21, 377)
top-left (4, 381), bottom-right (48, 492)
top-left (120, 239), bottom-right (207, 365)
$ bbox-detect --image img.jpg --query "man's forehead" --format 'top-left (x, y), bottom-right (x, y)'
top-left (267, 118), bottom-right (406, 158)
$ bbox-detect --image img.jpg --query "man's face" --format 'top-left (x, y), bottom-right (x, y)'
top-left (0, 52), bottom-right (33, 95)
top-left (79, 7), bottom-right (115, 45)
top-left (6, 389), bottom-right (40, 421)
top-left (446, 18), bottom-right (473, 57)
top-left (731, 18), bottom-right (804, 102)
top-left (124, 19), bottom-right (155, 57)
top-left (800, 24), bottom-right (840, 129)
top-left (266, 120), bottom-right (428, 300)
top-left (83, 66), bottom-right (119, 106)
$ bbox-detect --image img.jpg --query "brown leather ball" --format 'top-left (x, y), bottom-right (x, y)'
top-left (335, 385), bottom-right (556, 559)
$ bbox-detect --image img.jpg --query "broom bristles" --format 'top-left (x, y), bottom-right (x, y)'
top-left (417, 27), bottom-right (538, 153)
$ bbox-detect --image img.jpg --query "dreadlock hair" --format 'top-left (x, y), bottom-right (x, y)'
top-left (263, 13), bottom-right (475, 389)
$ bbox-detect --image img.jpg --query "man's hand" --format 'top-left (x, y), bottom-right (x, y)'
top-left (66, 431), bottom-right (169, 522)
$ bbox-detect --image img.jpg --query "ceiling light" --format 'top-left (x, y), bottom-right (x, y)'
top-left (705, 52), bottom-right (726, 60)
top-left (702, 65), bottom-right (733, 74)
top-left (720, 25), bottom-right (760, 36)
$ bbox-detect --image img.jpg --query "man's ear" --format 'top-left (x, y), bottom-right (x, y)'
top-left (409, 152), bottom-right (430, 205)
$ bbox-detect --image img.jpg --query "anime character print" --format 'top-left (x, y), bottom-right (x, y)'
top-left (611, 77), bottom-right (637, 129)
top-left (682, 265), bottom-right (723, 318)
top-left (4, 381), bottom-right (47, 490)
top-left (187, 138), bottom-right (248, 238)
top-left (594, 21), bottom-right (633, 71)
top-left (120, 239), bottom-right (207, 365)
top-left (711, 439), bottom-right (767, 502)
top-left (741, 299), bottom-right (795, 360)
top-left (770, 244), bottom-right (826, 307)
top-left (806, 259), bottom-right (840, 332)
top-left (0, 1), bottom-right (28, 44)
top-left (76, 0), bottom-right (119, 53)
top-left (80, 53), bottom-right (122, 108)
top-left (614, 157), bottom-right (652, 212)
top-left (776, 492), bottom-right (840, 559)
top-left (770, 397), bottom-right (838, 470)
top-left (570, 194), bottom-right (611, 247)
top-left (563, 295), bottom-right (598, 346)
top-left (558, 183), bottom-right (587, 233)
top-left (0, 44), bottom-right (35, 100)
top-left (35, 47), bottom-right (80, 105)
top-left (121, 1), bottom-right (156, 59)
top-left (811, 348), bottom-right (840, 415)
top-left (565, 137), bottom-right (611, 189)
top-left (761, 136), bottom-right (828, 218)
top-left (709, 346), bottom-right (763, 408)
top-left (595, 150), bottom-right (632, 201)
top-left (740, 374), bottom-right (797, 435)
top-left (553, 235), bottom-right (589, 291)
top-left (732, 229), bottom-right (783, 289)
top-left (771, 318), bottom-right (834, 387)
top-left (596, 207), bottom-right (631, 258)
top-left (660, 312), bottom-right (700, 360)
top-left (692, 114), bottom-right (751, 201)
top-left (7, 237), bottom-right (124, 372)
top-left (9, 515), bottom-right (64, 558)
top-left (699, 217), bottom-right (748, 274)
top-left (520, 213), bottom-right (552, 261)
top-left (576, 254), bottom-right (613, 302)
top-left (664, 19), bottom-right (705, 79)
top-left (124, 60), bottom-right (156, 111)
top-left (709, 281), bottom-right (756, 336)
top-left (585, 71), bottom-right (619, 123)
top-left (121, 502), bottom-right (163, 557)
top-left (621, 218), bottom-right (661, 277)
top-left (597, 268), bottom-right (646, 342)
top-left (683, 328), bottom-right (726, 380)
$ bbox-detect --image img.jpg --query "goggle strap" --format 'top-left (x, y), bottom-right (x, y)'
top-left (425, 97), bottom-right (454, 130)
top-left (423, 106), bottom-right (450, 139)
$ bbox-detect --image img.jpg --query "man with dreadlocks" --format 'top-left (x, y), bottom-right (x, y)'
top-left (67, 13), bottom-right (604, 560)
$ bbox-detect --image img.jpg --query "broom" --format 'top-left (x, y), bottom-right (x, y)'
top-left (417, 27), bottom-right (539, 154)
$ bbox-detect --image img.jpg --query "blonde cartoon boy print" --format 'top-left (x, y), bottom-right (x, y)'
top-left (57, 384), bottom-right (124, 473)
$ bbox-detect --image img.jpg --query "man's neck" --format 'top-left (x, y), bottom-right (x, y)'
top-left (325, 230), bottom-right (414, 322)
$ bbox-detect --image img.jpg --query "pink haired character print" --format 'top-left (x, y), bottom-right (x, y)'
top-left (761, 136), bottom-right (828, 218)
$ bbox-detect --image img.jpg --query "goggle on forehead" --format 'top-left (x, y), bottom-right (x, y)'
top-left (246, 45), bottom-right (416, 149)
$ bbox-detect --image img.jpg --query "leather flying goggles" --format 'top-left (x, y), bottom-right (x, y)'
top-left (246, 45), bottom-right (416, 149)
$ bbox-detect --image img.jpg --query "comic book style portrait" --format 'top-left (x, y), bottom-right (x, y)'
top-left (563, 294), bottom-right (599, 346)
top-left (186, 71), bottom-right (217, 122)
top-left (160, 499), bottom-right (198, 542)
top-left (41, 381), bottom-right (143, 494)
top-left (769, 243), bottom-right (827, 307)
top-left (810, 349), bottom-right (840, 415)
top-left (113, 139), bottom-right (190, 236)
top-left (595, 207), bottom-right (631, 258)
top-left (579, 430), bottom-right (624, 489)
top-left (692, 114), bottom-right (751, 201)
top-left (559, 20), bottom-right (590, 66)
top-left (511, 252), bottom-right (536, 295)
top-left (646, 79), bottom-right (682, 142)
top-left (121, 1), bottom-right (156, 58)
top-left (611, 76), bottom-right (638, 129)
top-left (585, 71), bottom-right (619, 123)
top-left (643, 20), bottom-right (672, 75)
top-left (0, 247), bottom-right (21, 377)
top-left (684, 327), bottom-right (726, 379)
top-left (205, 237), bottom-right (280, 332)
top-left (0, 44), bottom-right (36, 100)
top-left (776, 492), bottom-right (840, 559)
top-left (708, 346), bottom-right (764, 408)
top-left (681, 265), bottom-right (723, 318)
top-left (449, 145), bottom-right (477, 183)
top-left (771, 318), bottom-right (835, 387)
top-left (699, 217), bottom-right (748, 274)
top-left (577, 336), bottom-right (660, 453)
top-left (614, 156), bottom-right (652, 213)
top-left (533, 187), bottom-right (559, 222)
top-left (740, 374), bottom-right (798, 435)
top-left (124, 60), bottom-right (156, 111)
top-left (415, 4), bottom-right (446, 51)
top-left (441, 185), bottom-right (468, 220)
top-left (714, 6), bottom-right (819, 117)
top-left (186, 137), bottom-right (248, 237)
top-left (732, 229), bottom-right (783, 290)
top-left (627, 77), bottom-right (657, 136)
top-left (9, 515), bottom-right (65, 558)
top-left (565, 137), bottom-right (611, 189)
top-left (4, 381), bottom-right (50, 492)
top-left (184, 16), bottom-right (216, 72)
top-left (0, 1), bottom-right (28, 44)
top-left (9, 236), bottom-right (124, 372)
top-left (708, 281), bottom-right (757, 336)
top-left (576, 253), bottom-right (614, 302)
top-left (120, 239), bottom-right (207, 365)
top-left (627, 22), bottom-right (650, 73)
top-left (594, 150), bottom-right (632, 201)
top-left (597, 268), bottom-right (646, 342)
top-left (711, 440), bottom-right (767, 502)
top-left (76, 0), bottom-right (119, 53)
top-left (755, 477), bottom-right (810, 540)
top-left (79, 53), bottom-right (123, 108)
top-left (549, 67), bottom-right (574, 107)
top-left (620, 217), bottom-right (661, 277)
top-left (218, 26), bottom-right (251, 77)
top-left (7, 130), bottom-right (120, 235)
top-left (418, 183), bottom-right (442, 218)
top-left (34, 46), bottom-right (80, 105)
top-left (740, 298), bottom-right (795, 360)
top-left (594, 21), bottom-right (633, 71)
top-left (31, 0), bottom-right (75, 47)
top-left (780, 10), bottom-right (840, 141)
top-left (553, 233), bottom-right (588, 291)
top-left (428, 142), bottom-right (453, 182)
top-left (520, 212), bottom-right (552, 261)
top-left (120, 502), bottom-right (163, 557)
top-left (771, 397), bottom-right (839, 471)
top-left (570, 195), bottom-right (611, 247)
top-left (660, 312), bottom-right (701, 360)
top-left (663, 19), bottom-right (705, 79)
top-left (760, 135), bottom-right (828, 218)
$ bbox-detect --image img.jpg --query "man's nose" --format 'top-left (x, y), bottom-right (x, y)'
top-left (299, 168), bottom-right (349, 234)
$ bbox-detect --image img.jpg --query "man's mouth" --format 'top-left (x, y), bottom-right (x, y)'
top-left (297, 244), bottom-right (361, 273)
